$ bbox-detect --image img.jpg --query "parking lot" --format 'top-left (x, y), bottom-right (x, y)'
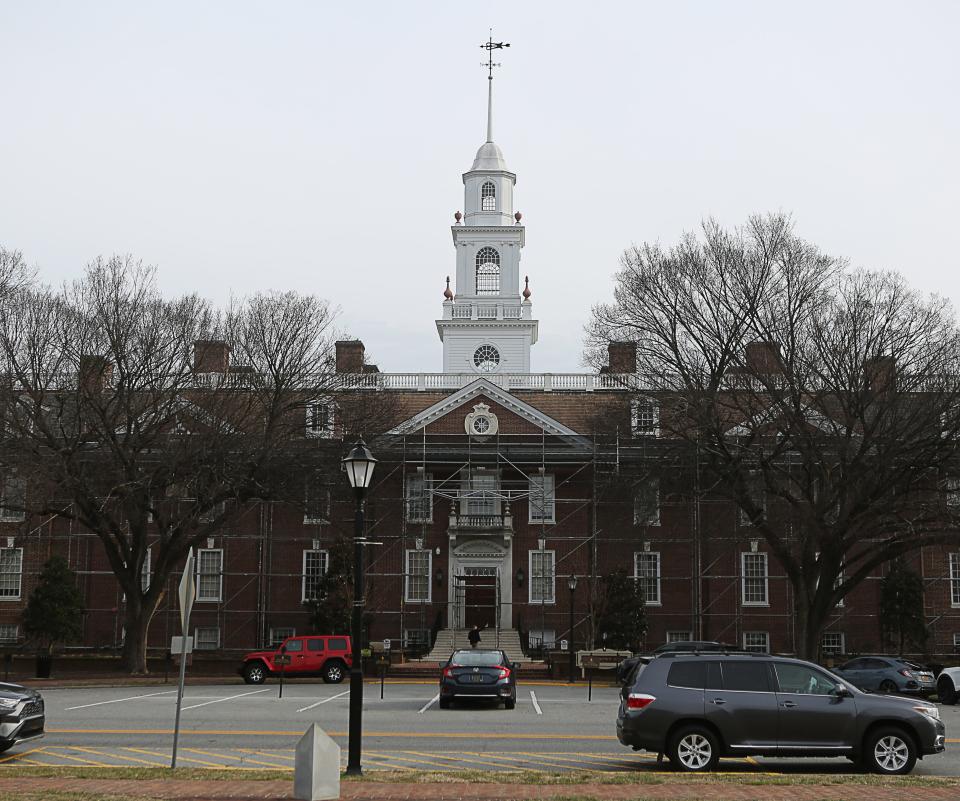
top-left (3, 680), bottom-right (959, 775)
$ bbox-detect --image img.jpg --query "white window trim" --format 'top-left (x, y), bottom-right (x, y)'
top-left (405, 473), bottom-right (433, 524)
top-left (666, 631), bottom-right (692, 643)
top-left (954, 632), bottom-right (960, 652)
top-left (194, 626), bottom-right (221, 650)
top-left (633, 551), bottom-right (662, 606)
top-left (528, 549), bottom-right (556, 605)
top-left (630, 398), bottom-right (660, 437)
top-left (305, 401), bottom-right (335, 439)
top-left (633, 479), bottom-right (661, 526)
top-left (0, 476), bottom-right (26, 523)
top-left (404, 549), bottom-right (432, 604)
top-left (0, 547), bottom-right (23, 601)
top-left (738, 472), bottom-right (767, 526)
top-left (743, 631), bottom-right (770, 653)
top-left (528, 474), bottom-right (556, 524)
top-left (821, 631), bottom-right (846, 655)
top-left (269, 626), bottom-right (296, 647)
top-left (141, 547), bottom-right (151, 593)
top-left (480, 181), bottom-right (497, 212)
top-left (301, 549), bottom-right (330, 603)
top-left (196, 548), bottom-right (223, 602)
top-left (951, 553), bottom-right (960, 608)
top-left (0, 623), bottom-right (18, 642)
top-left (741, 551), bottom-right (769, 607)
top-left (304, 476), bottom-right (331, 524)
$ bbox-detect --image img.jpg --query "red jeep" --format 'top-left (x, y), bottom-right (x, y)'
top-left (239, 635), bottom-right (352, 684)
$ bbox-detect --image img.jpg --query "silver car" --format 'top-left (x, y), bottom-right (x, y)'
top-left (835, 657), bottom-right (936, 696)
top-left (0, 682), bottom-right (45, 753)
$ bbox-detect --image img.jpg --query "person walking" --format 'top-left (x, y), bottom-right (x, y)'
top-left (468, 624), bottom-right (483, 648)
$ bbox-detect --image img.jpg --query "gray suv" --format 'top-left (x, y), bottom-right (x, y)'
top-left (617, 653), bottom-right (945, 774)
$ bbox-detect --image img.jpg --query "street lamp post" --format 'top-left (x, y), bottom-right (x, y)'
top-left (567, 574), bottom-right (578, 683)
top-left (342, 438), bottom-right (377, 777)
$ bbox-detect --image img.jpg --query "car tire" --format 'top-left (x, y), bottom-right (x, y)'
top-left (439, 697), bottom-right (451, 709)
top-left (863, 727), bottom-right (917, 775)
top-left (243, 661), bottom-right (268, 685)
top-left (938, 677), bottom-right (957, 706)
top-left (668, 725), bottom-right (720, 772)
top-left (504, 698), bottom-right (516, 710)
top-left (878, 679), bottom-right (898, 694)
top-left (322, 660), bottom-right (346, 684)
top-left (0, 743), bottom-right (11, 755)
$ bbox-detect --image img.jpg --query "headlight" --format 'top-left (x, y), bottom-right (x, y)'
top-left (0, 698), bottom-right (18, 711)
top-left (913, 705), bottom-right (940, 721)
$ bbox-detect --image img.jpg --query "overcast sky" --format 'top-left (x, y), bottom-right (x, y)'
top-left (1, 1), bottom-right (957, 373)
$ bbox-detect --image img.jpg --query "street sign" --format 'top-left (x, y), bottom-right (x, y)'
top-left (382, 639), bottom-right (391, 651)
top-left (560, 639), bottom-right (568, 651)
top-left (170, 636), bottom-right (194, 655)
top-left (178, 549), bottom-right (196, 635)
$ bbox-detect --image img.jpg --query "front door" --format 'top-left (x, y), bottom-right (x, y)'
top-left (772, 661), bottom-right (857, 752)
top-left (464, 575), bottom-right (497, 629)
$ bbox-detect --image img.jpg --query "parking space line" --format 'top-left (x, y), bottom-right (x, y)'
top-left (65, 745), bottom-right (161, 767)
top-left (362, 751), bottom-right (459, 771)
top-left (237, 747), bottom-right (295, 762)
top-left (529, 690), bottom-right (542, 715)
top-left (404, 749), bottom-right (541, 772)
top-left (363, 751), bottom-right (417, 772)
top-left (40, 747), bottom-right (114, 767)
top-left (512, 750), bottom-right (628, 771)
top-left (417, 694), bottom-right (439, 714)
top-left (65, 689), bottom-right (176, 711)
top-left (182, 746), bottom-right (292, 770)
top-left (297, 689), bottom-right (350, 713)
top-left (0, 745), bottom-right (47, 764)
top-left (123, 746), bottom-right (225, 768)
top-left (181, 688), bottom-right (270, 711)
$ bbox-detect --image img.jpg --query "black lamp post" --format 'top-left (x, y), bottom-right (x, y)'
top-left (342, 437), bottom-right (377, 776)
top-left (567, 574), bottom-right (578, 683)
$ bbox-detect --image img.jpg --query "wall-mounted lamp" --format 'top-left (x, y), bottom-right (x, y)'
top-left (415, 537), bottom-right (424, 551)
top-left (750, 539), bottom-right (759, 553)
top-left (515, 566), bottom-right (525, 586)
top-left (435, 568), bottom-right (444, 586)
top-left (435, 546), bottom-right (441, 556)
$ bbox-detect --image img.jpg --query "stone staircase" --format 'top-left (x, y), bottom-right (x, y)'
top-left (424, 628), bottom-right (530, 664)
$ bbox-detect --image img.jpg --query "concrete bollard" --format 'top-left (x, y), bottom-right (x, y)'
top-left (294, 723), bottom-right (340, 800)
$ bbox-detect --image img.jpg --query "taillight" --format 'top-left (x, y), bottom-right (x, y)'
top-left (899, 669), bottom-right (916, 678)
top-left (443, 667), bottom-right (455, 678)
top-left (498, 667), bottom-right (512, 680)
top-left (626, 693), bottom-right (656, 710)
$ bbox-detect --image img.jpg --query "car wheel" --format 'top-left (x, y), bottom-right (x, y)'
top-left (322, 660), bottom-right (346, 684)
top-left (504, 698), bottom-right (516, 710)
top-left (439, 697), bottom-right (451, 709)
top-left (668, 725), bottom-right (720, 772)
top-left (878, 679), bottom-right (898, 694)
top-left (863, 727), bottom-right (917, 775)
top-left (938, 677), bottom-right (957, 706)
top-left (243, 661), bottom-right (268, 685)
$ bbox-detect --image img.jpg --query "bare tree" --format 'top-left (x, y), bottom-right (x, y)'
top-left (588, 214), bottom-right (960, 658)
top-left (0, 255), bottom-right (391, 672)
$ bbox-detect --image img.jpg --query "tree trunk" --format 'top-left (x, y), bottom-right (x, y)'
top-left (792, 590), bottom-right (825, 661)
top-left (121, 593), bottom-right (162, 674)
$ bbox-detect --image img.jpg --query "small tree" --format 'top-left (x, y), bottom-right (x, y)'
top-left (22, 556), bottom-right (85, 655)
top-left (879, 561), bottom-right (928, 656)
top-left (595, 570), bottom-right (647, 652)
top-left (304, 535), bottom-right (352, 635)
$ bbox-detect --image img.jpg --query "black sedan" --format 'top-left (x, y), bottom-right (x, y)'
top-left (0, 682), bottom-right (45, 753)
top-left (439, 649), bottom-right (517, 709)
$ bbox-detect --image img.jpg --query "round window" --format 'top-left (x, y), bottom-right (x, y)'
top-left (473, 344), bottom-right (500, 373)
top-left (472, 416), bottom-right (491, 434)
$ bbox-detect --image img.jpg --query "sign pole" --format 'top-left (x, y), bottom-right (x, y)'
top-left (171, 548), bottom-right (196, 769)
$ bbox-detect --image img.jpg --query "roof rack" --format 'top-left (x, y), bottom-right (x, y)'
top-left (657, 649), bottom-right (761, 659)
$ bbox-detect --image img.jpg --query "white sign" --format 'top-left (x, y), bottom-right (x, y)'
top-left (170, 636), bottom-right (194, 655)
top-left (178, 548), bottom-right (196, 636)
top-left (382, 639), bottom-right (391, 651)
top-left (560, 639), bottom-right (568, 652)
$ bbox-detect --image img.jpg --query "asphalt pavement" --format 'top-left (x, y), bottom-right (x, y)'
top-left (3, 680), bottom-right (959, 776)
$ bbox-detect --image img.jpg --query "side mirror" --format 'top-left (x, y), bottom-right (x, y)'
top-left (833, 683), bottom-right (850, 697)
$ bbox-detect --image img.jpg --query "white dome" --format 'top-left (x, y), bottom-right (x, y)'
top-left (469, 141), bottom-right (509, 172)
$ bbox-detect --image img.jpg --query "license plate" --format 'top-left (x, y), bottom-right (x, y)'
top-left (467, 675), bottom-right (486, 683)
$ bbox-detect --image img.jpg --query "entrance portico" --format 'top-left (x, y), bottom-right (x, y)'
top-left (447, 538), bottom-right (513, 631)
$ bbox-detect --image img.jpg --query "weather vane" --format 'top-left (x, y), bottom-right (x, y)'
top-left (480, 30), bottom-right (510, 80)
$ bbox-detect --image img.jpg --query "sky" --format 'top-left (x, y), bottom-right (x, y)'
top-left (1, 1), bottom-right (958, 373)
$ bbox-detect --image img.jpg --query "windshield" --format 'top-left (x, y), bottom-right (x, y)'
top-left (449, 650), bottom-right (504, 666)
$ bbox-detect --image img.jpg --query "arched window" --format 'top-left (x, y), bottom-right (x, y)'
top-left (475, 247), bottom-right (500, 295)
top-left (481, 181), bottom-right (496, 212)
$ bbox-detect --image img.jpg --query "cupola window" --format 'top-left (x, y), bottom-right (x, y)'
top-left (476, 247), bottom-right (500, 295)
top-left (481, 181), bottom-right (496, 212)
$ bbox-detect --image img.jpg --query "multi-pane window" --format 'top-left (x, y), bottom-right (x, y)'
top-left (480, 181), bottom-right (496, 212)
top-left (821, 631), bottom-right (845, 656)
top-left (946, 478), bottom-right (960, 508)
top-left (666, 631), bottom-right (692, 643)
top-left (634, 552), bottom-right (661, 606)
top-left (0, 548), bottom-right (23, 600)
top-left (741, 552), bottom-right (769, 605)
top-left (0, 476), bottom-right (26, 522)
top-left (738, 472), bottom-right (766, 525)
top-left (951, 554), bottom-right (960, 607)
top-left (743, 631), bottom-right (770, 653)
top-left (633, 479), bottom-right (660, 526)
top-left (141, 548), bottom-right (151, 593)
top-left (306, 402), bottom-right (334, 438)
top-left (954, 633), bottom-right (960, 653)
top-left (405, 473), bottom-right (433, 523)
top-left (0, 623), bottom-right (17, 642)
top-left (269, 627), bottom-right (295, 647)
top-left (196, 549), bottom-right (223, 602)
top-left (304, 474), bottom-right (331, 524)
top-left (405, 549), bottom-right (431, 603)
top-left (302, 549), bottom-right (329, 602)
top-left (475, 247), bottom-right (500, 295)
top-left (194, 627), bottom-right (220, 650)
top-left (529, 550), bottom-right (556, 604)
top-left (464, 471), bottom-right (498, 517)
top-left (528, 474), bottom-right (556, 524)
top-left (630, 400), bottom-right (658, 436)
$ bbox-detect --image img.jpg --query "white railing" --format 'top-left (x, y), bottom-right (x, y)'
top-left (335, 372), bottom-right (645, 392)
top-left (442, 301), bottom-right (532, 321)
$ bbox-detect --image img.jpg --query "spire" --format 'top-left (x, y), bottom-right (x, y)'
top-left (480, 32), bottom-right (509, 145)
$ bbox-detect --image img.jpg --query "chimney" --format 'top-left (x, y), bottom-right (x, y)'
top-left (745, 341), bottom-right (783, 374)
top-left (79, 355), bottom-right (113, 394)
top-left (335, 340), bottom-right (365, 374)
top-left (193, 340), bottom-right (231, 373)
top-left (865, 356), bottom-right (896, 394)
top-left (607, 342), bottom-right (637, 374)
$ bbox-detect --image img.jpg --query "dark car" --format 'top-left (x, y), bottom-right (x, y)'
top-left (439, 649), bottom-right (517, 709)
top-left (834, 656), bottom-right (936, 696)
top-left (617, 652), bottom-right (944, 774)
top-left (616, 641), bottom-right (732, 685)
top-left (239, 635), bottom-right (352, 684)
top-left (0, 682), bottom-right (45, 753)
